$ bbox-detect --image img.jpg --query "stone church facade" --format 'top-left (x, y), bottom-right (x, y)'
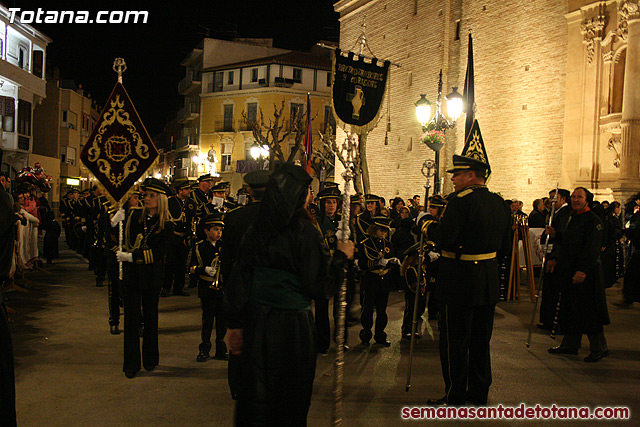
top-left (333, 0), bottom-right (639, 206)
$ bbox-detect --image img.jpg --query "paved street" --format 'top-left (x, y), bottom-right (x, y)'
top-left (4, 237), bottom-right (639, 426)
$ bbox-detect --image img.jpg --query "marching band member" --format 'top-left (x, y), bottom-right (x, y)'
top-left (358, 215), bottom-right (400, 347)
top-left (191, 213), bottom-right (227, 362)
top-left (116, 178), bottom-right (174, 379)
top-left (162, 181), bottom-right (196, 297)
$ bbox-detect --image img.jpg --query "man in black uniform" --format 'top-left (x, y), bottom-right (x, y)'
top-left (424, 155), bottom-right (511, 406)
top-left (191, 174), bottom-right (211, 208)
top-left (163, 181), bottom-right (197, 297)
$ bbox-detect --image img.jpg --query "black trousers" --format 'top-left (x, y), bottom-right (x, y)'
top-left (560, 332), bottom-right (607, 353)
top-left (123, 273), bottom-right (160, 373)
top-left (359, 273), bottom-right (390, 343)
top-left (106, 252), bottom-right (121, 326)
top-left (438, 303), bottom-right (495, 405)
top-left (402, 289), bottom-right (426, 336)
top-left (199, 296), bottom-right (226, 355)
top-left (163, 239), bottom-right (188, 293)
top-left (93, 245), bottom-right (106, 282)
top-left (0, 303), bottom-right (16, 427)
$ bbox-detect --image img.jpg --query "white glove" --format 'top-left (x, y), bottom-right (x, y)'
top-left (335, 228), bottom-right (347, 242)
top-left (116, 251), bottom-right (133, 263)
top-left (81, 226), bottom-right (87, 232)
top-left (427, 251), bottom-right (440, 262)
top-left (377, 258), bottom-right (389, 267)
top-left (388, 257), bottom-right (401, 265)
top-left (110, 208), bottom-right (125, 227)
top-left (204, 266), bottom-right (216, 277)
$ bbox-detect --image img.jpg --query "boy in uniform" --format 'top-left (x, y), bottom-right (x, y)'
top-left (190, 213), bottom-right (227, 361)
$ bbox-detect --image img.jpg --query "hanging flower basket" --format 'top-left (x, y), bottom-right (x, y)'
top-left (421, 130), bottom-right (445, 152)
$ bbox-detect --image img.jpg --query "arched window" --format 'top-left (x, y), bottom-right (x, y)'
top-left (610, 48), bottom-right (625, 114)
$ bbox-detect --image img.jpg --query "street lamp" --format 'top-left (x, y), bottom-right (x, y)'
top-left (250, 141), bottom-right (270, 170)
top-left (415, 70), bottom-right (463, 194)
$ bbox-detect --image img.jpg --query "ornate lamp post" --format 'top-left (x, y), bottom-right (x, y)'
top-left (415, 70), bottom-right (463, 194)
top-left (250, 141), bottom-right (270, 170)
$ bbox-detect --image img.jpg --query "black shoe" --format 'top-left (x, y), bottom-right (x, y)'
top-left (547, 346), bottom-right (578, 355)
top-left (187, 282), bottom-right (197, 289)
top-left (124, 371), bottom-right (136, 379)
top-left (110, 325), bottom-right (120, 335)
top-left (196, 351), bottom-right (210, 362)
top-left (361, 341), bottom-right (370, 347)
top-left (143, 364), bottom-right (156, 372)
top-left (173, 290), bottom-right (189, 296)
top-left (402, 333), bottom-right (412, 340)
top-left (426, 397), bottom-right (448, 407)
top-left (584, 350), bottom-right (609, 362)
top-left (537, 323), bottom-right (551, 330)
top-left (160, 289), bottom-right (170, 298)
top-left (375, 340), bottom-right (391, 347)
top-left (318, 348), bottom-right (329, 355)
top-left (213, 353), bottom-right (229, 361)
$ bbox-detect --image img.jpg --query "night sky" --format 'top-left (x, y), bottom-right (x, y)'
top-left (9, 0), bottom-right (339, 137)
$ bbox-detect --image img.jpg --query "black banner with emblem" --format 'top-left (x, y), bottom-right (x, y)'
top-left (80, 82), bottom-right (159, 204)
top-left (461, 119), bottom-right (491, 179)
top-left (331, 49), bottom-right (390, 134)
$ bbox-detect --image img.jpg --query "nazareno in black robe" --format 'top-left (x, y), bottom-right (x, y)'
top-left (226, 163), bottom-right (346, 426)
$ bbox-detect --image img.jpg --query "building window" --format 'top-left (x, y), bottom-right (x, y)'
top-left (223, 104), bottom-right (234, 132)
top-left (293, 68), bottom-right (302, 83)
top-left (455, 20), bottom-right (461, 41)
top-left (18, 100), bottom-right (31, 136)
top-left (290, 103), bottom-right (304, 130)
top-left (228, 71), bottom-right (234, 85)
top-left (324, 105), bottom-right (335, 132)
top-left (62, 110), bottom-right (77, 130)
top-left (247, 102), bottom-right (257, 125)
top-left (222, 143), bottom-right (233, 172)
top-left (326, 72), bottom-right (332, 87)
top-left (251, 68), bottom-right (258, 82)
top-left (18, 45), bottom-right (28, 69)
top-left (0, 96), bottom-right (15, 133)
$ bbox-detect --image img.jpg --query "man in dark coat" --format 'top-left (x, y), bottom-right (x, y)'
top-left (0, 171), bottom-right (17, 426)
top-left (547, 187), bottom-right (610, 362)
top-left (528, 198), bottom-right (547, 228)
top-left (424, 155), bottom-right (511, 406)
top-left (538, 188), bottom-right (571, 330)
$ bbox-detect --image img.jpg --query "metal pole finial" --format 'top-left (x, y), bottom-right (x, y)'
top-left (113, 58), bottom-right (127, 83)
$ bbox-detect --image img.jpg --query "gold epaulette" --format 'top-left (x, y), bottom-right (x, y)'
top-left (457, 188), bottom-right (474, 198)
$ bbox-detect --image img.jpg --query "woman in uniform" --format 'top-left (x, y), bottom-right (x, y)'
top-left (116, 178), bottom-right (173, 378)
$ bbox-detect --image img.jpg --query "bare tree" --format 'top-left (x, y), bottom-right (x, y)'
top-left (241, 99), bottom-right (317, 170)
top-left (319, 129), bottom-right (367, 195)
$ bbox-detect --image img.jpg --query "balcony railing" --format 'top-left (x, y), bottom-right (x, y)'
top-left (214, 120), bottom-right (235, 132)
top-left (176, 133), bottom-right (199, 149)
top-left (177, 103), bottom-right (201, 122)
top-left (178, 71), bottom-right (202, 94)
